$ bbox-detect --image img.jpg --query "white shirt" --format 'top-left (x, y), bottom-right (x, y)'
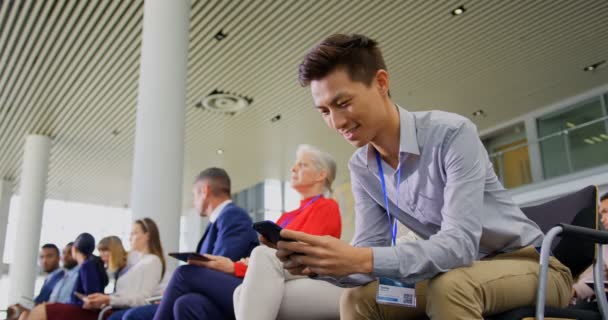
top-left (209, 199), bottom-right (232, 223)
top-left (109, 253), bottom-right (163, 308)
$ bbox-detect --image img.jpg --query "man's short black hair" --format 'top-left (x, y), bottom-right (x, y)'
top-left (195, 167), bottom-right (231, 196)
top-left (601, 192), bottom-right (608, 203)
top-left (41, 243), bottom-right (60, 256)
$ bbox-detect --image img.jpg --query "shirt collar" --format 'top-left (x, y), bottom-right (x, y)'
top-left (366, 105), bottom-right (420, 167)
top-left (209, 199), bottom-right (232, 223)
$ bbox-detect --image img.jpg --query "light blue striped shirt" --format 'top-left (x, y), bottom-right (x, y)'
top-left (49, 266), bottom-right (80, 303)
top-left (327, 106), bottom-right (543, 286)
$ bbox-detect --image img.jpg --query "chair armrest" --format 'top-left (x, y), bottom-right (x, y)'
top-left (558, 223), bottom-right (608, 244)
top-left (98, 306), bottom-right (113, 320)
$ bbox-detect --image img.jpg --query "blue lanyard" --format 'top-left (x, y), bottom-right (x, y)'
top-left (279, 194), bottom-right (322, 227)
top-left (375, 150), bottom-right (400, 246)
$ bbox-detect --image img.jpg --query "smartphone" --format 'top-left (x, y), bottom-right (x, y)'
top-left (168, 252), bottom-right (211, 263)
top-left (252, 221), bottom-right (295, 245)
top-left (74, 292), bottom-right (86, 301)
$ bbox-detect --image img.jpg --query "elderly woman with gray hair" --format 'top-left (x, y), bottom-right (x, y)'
top-left (232, 144), bottom-right (344, 320)
top-left (149, 144), bottom-right (343, 320)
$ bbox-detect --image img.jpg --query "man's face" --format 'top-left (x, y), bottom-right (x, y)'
top-left (192, 181), bottom-right (209, 217)
top-left (311, 68), bottom-right (389, 148)
top-left (39, 248), bottom-right (59, 273)
top-left (62, 245), bottom-right (77, 269)
top-left (600, 199), bottom-right (608, 230)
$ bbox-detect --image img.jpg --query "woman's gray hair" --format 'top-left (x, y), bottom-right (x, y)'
top-left (296, 144), bottom-right (337, 194)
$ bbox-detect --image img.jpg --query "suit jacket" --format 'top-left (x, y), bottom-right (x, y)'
top-left (196, 203), bottom-right (259, 261)
top-left (34, 268), bottom-right (64, 304)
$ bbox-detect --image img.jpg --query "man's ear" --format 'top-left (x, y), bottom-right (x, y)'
top-left (375, 69), bottom-right (390, 97)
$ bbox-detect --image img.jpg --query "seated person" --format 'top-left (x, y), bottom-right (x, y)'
top-left (34, 244), bottom-right (64, 304)
top-left (571, 192), bottom-right (608, 310)
top-left (28, 233), bottom-right (109, 320)
top-left (118, 168), bottom-right (259, 320)
top-left (48, 242), bottom-right (80, 304)
top-left (233, 145), bottom-right (344, 320)
top-left (151, 147), bottom-right (343, 320)
top-left (276, 33), bottom-right (573, 320)
top-left (8, 244), bottom-right (63, 319)
top-left (97, 236), bottom-right (128, 292)
top-left (29, 219), bottom-right (165, 320)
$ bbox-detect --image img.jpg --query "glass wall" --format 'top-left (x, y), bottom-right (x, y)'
top-left (483, 90), bottom-right (608, 190)
top-left (232, 179), bottom-right (293, 222)
top-left (537, 97), bottom-right (608, 179)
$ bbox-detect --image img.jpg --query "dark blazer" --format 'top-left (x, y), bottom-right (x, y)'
top-left (196, 202), bottom-right (259, 261)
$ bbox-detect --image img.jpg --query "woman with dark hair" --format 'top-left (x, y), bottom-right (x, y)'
top-left (28, 219), bottom-right (165, 320)
top-left (28, 233), bottom-right (109, 320)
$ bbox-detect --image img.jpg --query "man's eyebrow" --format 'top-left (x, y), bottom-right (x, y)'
top-left (315, 92), bottom-right (351, 109)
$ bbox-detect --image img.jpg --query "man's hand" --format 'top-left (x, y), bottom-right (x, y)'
top-left (188, 254), bottom-right (235, 274)
top-left (259, 235), bottom-right (277, 249)
top-left (238, 257), bottom-right (250, 266)
top-left (83, 293), bottom-right (110, 310)
top-left (276, 229), bottom-right (373, 277)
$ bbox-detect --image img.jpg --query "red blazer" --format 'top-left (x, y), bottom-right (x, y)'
top-left (234, 195), bottom-right (342, 277)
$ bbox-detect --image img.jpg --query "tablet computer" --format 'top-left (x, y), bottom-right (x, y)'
top-left (168, 252), bottom-right (210, 263)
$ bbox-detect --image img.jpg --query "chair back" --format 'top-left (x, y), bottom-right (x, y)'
top-left (521, 185), bottom-right (599, 278)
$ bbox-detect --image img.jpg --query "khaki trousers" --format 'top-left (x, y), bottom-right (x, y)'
top-left (340, 246), bottom-right (573, 320)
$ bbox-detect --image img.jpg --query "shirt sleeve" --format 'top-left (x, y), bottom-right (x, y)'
top-left (110, 256), bottom-right (163, 307)
top-left (372, 121), bottom-right (486, 283)
top-left (234, 261), bottom-right (248, 278)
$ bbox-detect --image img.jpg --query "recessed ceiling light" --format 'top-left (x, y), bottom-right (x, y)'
top-left (472, 109), bottom-right (486, 117)
top-left (584, 138), bottom-right (595, 145)
top-left (600, 134), bottom-right (608, 140)
top-left (451, 5), bottom-right (466, 16)
top-left (565, 122), bottom-right (575, 128)
top-left (216, 149), bottom-right (224, 155)
top-left (270, 114), bottom-right (282, 123)
top-left (214, 29), bottom-right (227, 41)
top-left (583, 60), bottom-right (605, 72)
top-left (592, 136), bottom-right (603, 143)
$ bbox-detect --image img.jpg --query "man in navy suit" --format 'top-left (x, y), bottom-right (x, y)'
top-left (114, 168), bottom-right (258, 320)
top-left (193, 167), bottom-right (259, 260)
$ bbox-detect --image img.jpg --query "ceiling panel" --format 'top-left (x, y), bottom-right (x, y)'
top-left (0, 0), bottom-right (606, 208)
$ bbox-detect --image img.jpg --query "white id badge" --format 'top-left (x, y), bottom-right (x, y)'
top-left (376, 277), bottom-right (416, 307)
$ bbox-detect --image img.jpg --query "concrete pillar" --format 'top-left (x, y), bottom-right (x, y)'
top-left (0, 180), bottom-right (13, 274)
top-left (130, 0), bottom-right (191, 264)
top-left (8, 135), bottom-right (51, 303)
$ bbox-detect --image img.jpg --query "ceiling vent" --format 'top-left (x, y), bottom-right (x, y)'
top-left (196, 90), bottom-right (253, 115)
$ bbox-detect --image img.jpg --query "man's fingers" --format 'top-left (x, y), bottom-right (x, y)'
top-left (275, 248), bottom-right (295, 262)
top-left (280, 229), bottom-right (328, 245)
top-left (277, 240), bottom-right (324, 257)
top-left (187, 259), bottom-right (207, 267)
top-left (259, 235), bottom-right (277, 249)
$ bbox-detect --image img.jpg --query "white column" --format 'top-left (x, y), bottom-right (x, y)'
top-left (130, 0), bottom-right (190, 262)
top-left (0, 180), bottom-right (13, 274)
top-left (8, 135), bottom-right (51, 304)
